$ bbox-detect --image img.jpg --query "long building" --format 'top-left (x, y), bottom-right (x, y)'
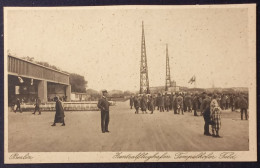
top-left (8, 55), bottom-right (71, 105)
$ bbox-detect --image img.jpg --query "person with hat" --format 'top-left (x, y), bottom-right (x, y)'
top-left (140, 94), bottom-right (148, 114)
top-left (239, 95), bottom-right (248, 120)
top-left (97, 90), bottom-right (110, 133)
top-left (201, 92), bottom-right (212, 136)
top-left (32, 97), bottom-right (41, 115)
top-left (51, 96), bottom-right (65, 126)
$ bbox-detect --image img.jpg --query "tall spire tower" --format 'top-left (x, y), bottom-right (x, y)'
top-left (165, 44), bottom-right (171, 91)
top-left (140, 21), bottom-right (150, 94)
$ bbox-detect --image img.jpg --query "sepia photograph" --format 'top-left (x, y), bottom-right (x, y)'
top-left (4, 4), bottom-right (256, 163)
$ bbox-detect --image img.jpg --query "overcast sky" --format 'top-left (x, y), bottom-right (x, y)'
top-left (6, 6), bottom-right (252, 91)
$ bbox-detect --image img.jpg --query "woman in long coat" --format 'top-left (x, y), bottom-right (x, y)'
top-left (210, 94), bottom-right (221, 137)
top-left (51, 96), bottom-right (65, 126)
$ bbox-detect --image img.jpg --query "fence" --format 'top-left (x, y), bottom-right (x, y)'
top-left (12, 101), bottom-right (116, 112)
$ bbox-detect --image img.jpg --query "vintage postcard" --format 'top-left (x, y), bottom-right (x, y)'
top-left (4, 4), bottom-right (256, 163)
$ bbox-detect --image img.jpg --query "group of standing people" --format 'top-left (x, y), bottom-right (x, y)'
top-left (201, 92), bottom-right (248, 137)
top-left (130, 92), bottom-right (200, 116)
top-left (130, 91), bottom-right (249, 138)
top-left (130, 94), bottom-right (155, 114)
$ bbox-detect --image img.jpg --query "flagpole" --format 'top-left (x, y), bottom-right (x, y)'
top-left (194, 75), bottom-right (196, 88)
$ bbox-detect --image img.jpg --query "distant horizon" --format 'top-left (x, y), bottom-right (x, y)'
top-left (10, 54), bottom-right (250, 92)
top-left (85, 86), bottom-right (249, 93)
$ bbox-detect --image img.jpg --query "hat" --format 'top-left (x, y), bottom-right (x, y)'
top-left (102, 90), bottom-right (108, 93)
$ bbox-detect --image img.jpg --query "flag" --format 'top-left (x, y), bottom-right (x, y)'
top-left (18, 76), bottom-right (24, 83)
top-left (31, 79), bottom-right (33, 85)
top-left (188, 75), bottom-right (196, 84)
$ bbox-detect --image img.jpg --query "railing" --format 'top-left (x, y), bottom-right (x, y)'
top-left (12, 101), bottom-right (116, 112)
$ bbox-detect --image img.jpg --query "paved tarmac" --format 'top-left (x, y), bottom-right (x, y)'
top-left (8, 101), bottom-right (249, 152)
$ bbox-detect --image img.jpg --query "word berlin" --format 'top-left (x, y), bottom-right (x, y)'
top-left (113, 152), bottom-right (170, 161)
top-left (9, 153), bottom-right (33, 160)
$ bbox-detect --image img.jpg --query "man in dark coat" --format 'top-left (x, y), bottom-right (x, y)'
top-left (134, 96), bottom-right (140, 114)
top-left (192, 94), bottom-right (199, 116)
top-left (97, 90), bottom-right (110, 133)
top-left (221, 95), bottom-right (227, 110)
top-left (148, 95), bottom-right (155, 114)
top-left (239, 96), bottom-right (248, 120)
top-left (140, 95), bottom-right (148, 114)
top-left (165, 95), bottom-right (170, 112)
top-left (32, 97), bottom-right (41, 115)
top-left (185, 94), bottom-right (192, 112)
top-left (15, 98), bottom-right (22, 113)
top-left (159, 93), bottom-right (165, 112)
top-left (51, 96), bottom-right (65, 126)
top-left (235, 95), bottom-right (240, 111)
top-left (130, 96), bottom-right (134, 109)
top-left (172, 94), bottom-right (178, 114)
top-left (201, 92), bottom-right (211, 136)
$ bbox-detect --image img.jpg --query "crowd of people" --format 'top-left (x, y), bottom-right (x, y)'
top-left (11, 90), bottom-right (249, 135)
top-left (130, 91), bottom-right (249, 138)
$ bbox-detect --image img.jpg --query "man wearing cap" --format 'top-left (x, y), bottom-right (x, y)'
top-left (201, 92), bottom-right (212, 136)
top-left (97, 90), bottom-right (110, 133)
top-left (51, 96), bottom-right (65, 126)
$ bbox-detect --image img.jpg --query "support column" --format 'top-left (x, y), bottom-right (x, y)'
top-left (66, 85), bottom-right (71, 102)
top-left (38, 80), bottom-right (47, 103)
